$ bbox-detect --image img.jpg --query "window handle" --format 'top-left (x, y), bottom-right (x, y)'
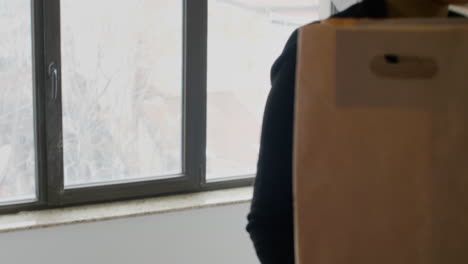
top-left (48, 62), bottom-right (59, 99)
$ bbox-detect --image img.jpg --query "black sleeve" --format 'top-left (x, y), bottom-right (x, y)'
top-left (246, 30), bottom-right (298, 264)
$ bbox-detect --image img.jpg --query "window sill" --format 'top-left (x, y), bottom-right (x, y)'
top-left (0, 187), bottom-right (253, 234)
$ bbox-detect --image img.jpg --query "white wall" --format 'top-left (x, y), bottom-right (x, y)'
top-left (319, 0), bottom-right (333, 19)
top-left (0, 203), bottom-right (258, 264)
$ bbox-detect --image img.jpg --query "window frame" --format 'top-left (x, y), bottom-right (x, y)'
top-left (0, 0), bottom-right (330, 215)
top-left (45, 0), bottom-right (205, 207)
top-left (0, 0), bottom-right (48, 214)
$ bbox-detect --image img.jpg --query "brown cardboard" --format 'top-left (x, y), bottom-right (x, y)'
top-left (294, 20), bottom-right (468, 264)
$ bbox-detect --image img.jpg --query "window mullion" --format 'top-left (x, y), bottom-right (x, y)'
top-left (184, 0), bottom-right (208, 188)
top-left (43, 0), bottom-right (65, 206)
top-left (32, 0), bottom-right (48, 206)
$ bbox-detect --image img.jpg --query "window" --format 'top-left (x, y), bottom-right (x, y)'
top-left (206, 0), bottom-right (324, 180)
top-left (0, 0), bottom-right (36, 205)
top-left (0, 0), bottom-right (332, 214)
top-left (60, 0), bottom-right (183, 187)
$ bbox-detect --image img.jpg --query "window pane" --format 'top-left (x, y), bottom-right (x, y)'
top-left (207, 0), bottom-right (322, 180)
top-left (61, 0), bottom-right (183, 187)
top-left (0, 0), bottom-right (36, 203)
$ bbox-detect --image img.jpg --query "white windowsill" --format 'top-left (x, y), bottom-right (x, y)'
top-left (0, 187), bottom-right (253, 234)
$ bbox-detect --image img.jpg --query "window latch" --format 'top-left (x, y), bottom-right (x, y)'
top-left (48, 62), bottom-right (59, 100)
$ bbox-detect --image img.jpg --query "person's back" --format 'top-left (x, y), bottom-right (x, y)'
top-left (246, 0), bottom-right (467, 263)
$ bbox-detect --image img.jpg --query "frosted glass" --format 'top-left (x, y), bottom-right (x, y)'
top-left (61, 0), bottom-right (183, 186)
top-left (206, 0), bottom-right (320, 180)
top-left (0, 0), bottom-right (37, 203)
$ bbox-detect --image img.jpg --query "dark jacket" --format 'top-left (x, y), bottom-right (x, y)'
top-left (246, 1), bottom-right (463, 263)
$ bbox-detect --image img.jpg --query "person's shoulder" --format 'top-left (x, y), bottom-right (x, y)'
top-left (271, 2), bottom-right (370, 78)
top-left (299, 1), bottom-right (370, 30)
top-left (283, 29), bottom-right (299, 53)
top-left (270, 29), bottom-right (299, 82)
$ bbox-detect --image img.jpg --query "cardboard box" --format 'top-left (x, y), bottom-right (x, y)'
top-left (294, 19), bottom-right (468, 264)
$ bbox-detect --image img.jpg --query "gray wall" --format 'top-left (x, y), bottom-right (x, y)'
top-left (0, 203), bottom-right (258, 264)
